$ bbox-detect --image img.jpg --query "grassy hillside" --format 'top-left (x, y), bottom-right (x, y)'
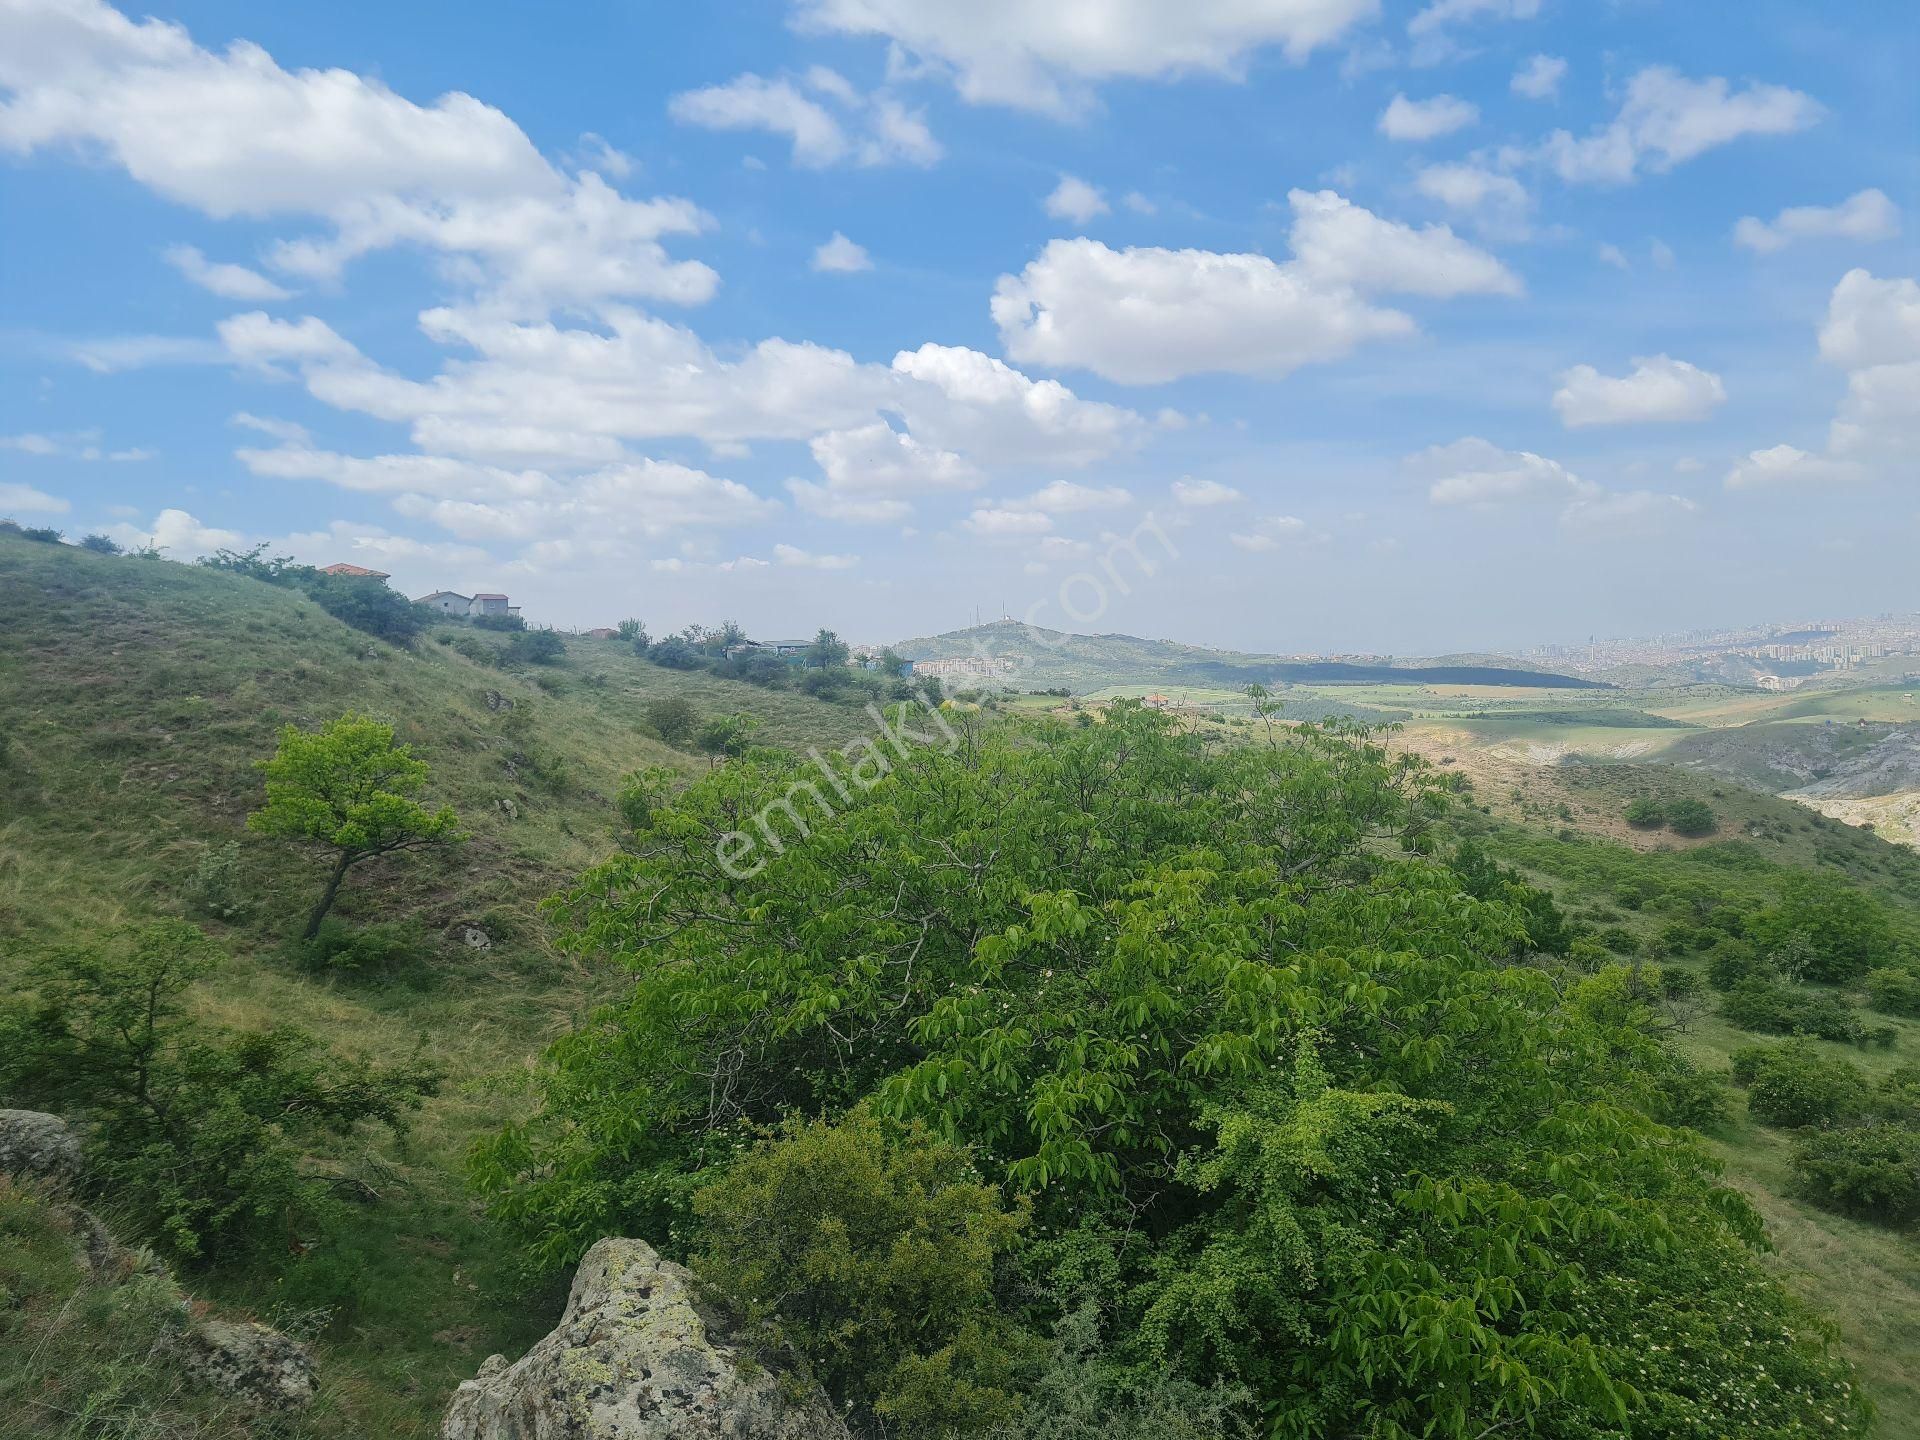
top-left (6, 535), bottom-right (1918, 1434)
top-left (1464, 810), bottom-right (1920, 1429)
top-left (0, 534), bottom-right (868, 1436)
top-left (0, 535), bottom-right (866, 943)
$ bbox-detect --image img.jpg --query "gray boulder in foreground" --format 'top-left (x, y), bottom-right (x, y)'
top-left (442, 1237), bottom-right (848, 1440)
top-left (169, 1318), bottom-right (318, 1414)
top-left (0, 1109), bottom-right (84, 1185)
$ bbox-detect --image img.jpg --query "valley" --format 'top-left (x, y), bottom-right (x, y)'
top-left (4, 535), bottom-right (1920, 1436)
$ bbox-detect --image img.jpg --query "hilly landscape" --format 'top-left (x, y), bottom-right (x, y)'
top-left (6, 2), bottom-right (1919, 1435)
top-left (894, 619), bottom-right (1605, 694)
top-left (0, 535), bottom-right (870, 1435)
top-left (5, 533), bottom-right (1920, 1437)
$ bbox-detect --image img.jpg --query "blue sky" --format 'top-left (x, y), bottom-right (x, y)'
top-left (2, 0), bottom-right (1915, 653)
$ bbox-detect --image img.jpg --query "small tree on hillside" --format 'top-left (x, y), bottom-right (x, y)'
top-left (707, 620), bottom-right (749, 657)
top-left (645, 694), bottom-right (699, 747)
top-left (806, 628), bottom-right (850, 670)
top-left (696, 711), bottom-right (760, 766)
top-left (249, 713), bottom-right (463, 939)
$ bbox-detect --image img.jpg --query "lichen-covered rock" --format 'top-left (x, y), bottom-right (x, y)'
top-left (170, 1317), bottom-right (318, 1414)
top-left (441, 1238), bottom-right (848, 1440)
top-left (0, 1109), bottom-right (84, 1185)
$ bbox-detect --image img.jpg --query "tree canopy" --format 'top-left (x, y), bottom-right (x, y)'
top-left (474, 706), bottom-right (1864, 1436)
top-left (248, 713), bottom-right (462, 938)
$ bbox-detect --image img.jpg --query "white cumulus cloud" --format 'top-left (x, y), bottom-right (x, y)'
top-left (1540, 66), bottom-right (1821, 185)
top-left (1734, 189), bottom-right (1899, 254)
top-left (791, 0), bottom-right (1383, 115)
top-left (1171, 477), bottom-right (1243, 506)
top-left (1553, 355), bottom-right (1727, 428)
top-left (992, 189), bottom-right (1518, 384)
top-left (1044, 175), bottom-right (1109, 224)
top-left (1415, 436), bottom-right (1597, 507)
top-left (0, 481), bottom-right (69, 514)
top-left (161, 244), bottom-right (290, 301)
top-left (1724, 445), bottom-right (1862, 491)
top-left (1001, 479), bottom-right (1132, 514)
top-left (1511, 54), bottom-right (1566, 101)
top-left (668, 69), bottom-right (939, 168)
top-left (812, 231), bottom-right (873, 272)
top-left (1378, 93), bottom-right (1478, 142)
top-left (773, 542), bottom-right (858, 569)
top-left (105, 508), bottom-right (242, 556)
top-left (1408, 0), bottom-right (1539, 38)
top-left (0, 0), bottom-right (715, 309)
top-left (963, 506), bottom-right (1054, 539)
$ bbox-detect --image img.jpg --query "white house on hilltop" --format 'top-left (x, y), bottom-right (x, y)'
top-left (415, 589), bottom-right (522, 619)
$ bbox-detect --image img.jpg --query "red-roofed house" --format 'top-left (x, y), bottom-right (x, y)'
top-left (320, 562), bottom-right (390, 581)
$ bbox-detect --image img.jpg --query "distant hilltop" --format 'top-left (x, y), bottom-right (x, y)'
top-left (892, 620), bottom-right (1608, 695)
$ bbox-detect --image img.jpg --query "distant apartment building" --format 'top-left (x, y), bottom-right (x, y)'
top-left (911, 656), bottom-right (1021, 680)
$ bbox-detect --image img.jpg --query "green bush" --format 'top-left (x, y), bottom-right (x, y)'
top-left (0, 922), bottom-right (438, 1260)
top-left (1730, 1041), bottom-right (1871, 1129)
top-left (1719, 980), bottom-right (1864, 1043)
top-left (298, 572), bottom-right (429, 646)
top-left (471, 611), bottom-right (527, 632)
top-left (1666, 798), bottom-right (1718, 837)
top-left (1789, 1125), bottom-right (1920, 1224)
top-left (643, 694), bottom-right (699, 747)
top-left (1704, 937), bottom-right (1767, 991)
top-left (1877, 1063), bottom-right (1920, 1122)
top-left (1652, 1057), bottom-right (1730, 1131)
top-left (985, 1299), bottom-right (1255, 1440)
top-left (1598, 924), bottom-right (1640, 955)
top-left (78, 532), bottom-right (122, 555)
top-left (1661, 966), bottom-right (1706, 1001)
top-left (691, 1108), bottom-right (1030, 1436)
top-left (184, 839), bottom-right (251, 922)
top-left (449, 634), bottom-right (496, 666)
top-left (1750, 876), bottom-right (1896, 983)
top-left (502, 629), bottom-right (566, 666)
top-left (296, 918), bottom-right (437, 978)
top-left (646, 634), bottom-right (705, 668)
top-left (1624, 797), bottom-right (1666, 828)
top-left (1864, 966), bottom-right (1920, 1018)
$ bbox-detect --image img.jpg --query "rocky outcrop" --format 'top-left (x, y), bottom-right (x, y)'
top-left (442, 1238), bottom-right (848, 1440)
top-left (0, 1108), bottom-right (84, 1185)
top-left (0, 1108), bottom-right (316, 1415)
top-left (169, 1318), bottom-right (318, 1414)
